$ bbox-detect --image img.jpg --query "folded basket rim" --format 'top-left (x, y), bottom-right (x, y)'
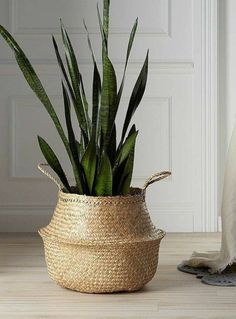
top-left (38, 228), bottom-right (166, 246)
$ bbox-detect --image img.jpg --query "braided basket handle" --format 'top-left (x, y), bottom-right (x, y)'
top-left (38, 163), bottom-right (62, 191)
top-left (142, 171), bottom-right (171, 191)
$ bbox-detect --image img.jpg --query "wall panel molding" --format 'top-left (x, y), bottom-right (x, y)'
top-left (10, 0), bottom-right (171, 36)
top-left (0, 60), bottom-right (195, 71)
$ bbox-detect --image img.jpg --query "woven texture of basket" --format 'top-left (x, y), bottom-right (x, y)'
top-left (38, 163), bottom-right (170, 293)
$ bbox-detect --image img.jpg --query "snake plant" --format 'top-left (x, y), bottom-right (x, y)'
top-left (0, 0), bottom-right (148, 196)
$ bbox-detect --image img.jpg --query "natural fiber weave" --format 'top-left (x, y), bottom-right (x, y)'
top-left (38, 164), bottom-right (170, 293)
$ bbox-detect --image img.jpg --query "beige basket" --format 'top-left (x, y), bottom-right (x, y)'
top-left (38, 163), bottom-right (171, 293)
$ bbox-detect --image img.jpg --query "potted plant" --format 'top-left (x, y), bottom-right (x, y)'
top-left (0, 0), bottom-right (171, 293)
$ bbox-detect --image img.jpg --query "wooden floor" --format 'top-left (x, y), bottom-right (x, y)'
top-left (1, 233), bottom-right (236, 319)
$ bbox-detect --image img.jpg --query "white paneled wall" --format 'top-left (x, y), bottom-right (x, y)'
top-left (0, 0), bottom-right (218, 232)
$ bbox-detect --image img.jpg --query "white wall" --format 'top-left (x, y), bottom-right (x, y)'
top-left (0, 0), bottom-right (218, 232)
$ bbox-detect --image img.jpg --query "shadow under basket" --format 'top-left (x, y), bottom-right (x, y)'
top-left (38, 163), bottom-right (170, 293)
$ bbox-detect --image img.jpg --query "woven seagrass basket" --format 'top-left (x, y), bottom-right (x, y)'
top-left (38, 163), bottom-right (171, 293)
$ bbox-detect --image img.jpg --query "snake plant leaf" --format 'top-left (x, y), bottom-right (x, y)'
top-left (83, 20), bottom-right (102, 144)
top-left (0, 26), bottom-right (69, 148)
top-left (38, 136), bottom-right (71, 192)
top-left (62, 82), bottom-right (79, 162)
top-left (60, 21), bottom-right (89, 143)
top-left (62, 82), bottom-right (86, 193)
top-left (118, 125), bottom-right (136, 195)
top-left (114, 125), bottom-right (136, 194)
top-left (75, 140), bottom-right (84, 160)
top-left (117, 151), bottom-right (135, 195)
top-left (125, 18), bottom-right (138, 67)
top-left (112, 127), bottom-right (137, 181)
top-left (121, 50), bottom-right (149, 142)
top-left (92, 62), bottom-right (102, 142)
top-left (81, 136), bottom-right (97, 194)
top-left (53, 33), bottom-right (91, 156)
top-left (100, 54), bottom-right (117, 149)
top-left (109, 18), bottom-right (138, 135)
top-left (116, 129), bottom-right (138, 167)
top-left (52, 35), bottom-right (75, 101)
top-left (97, 4), bottom-right (108, 55)
top-left (97, 0), bottom-right (110, 58)
top-left (79, 72), bottom-right (92, 135)
top-left (60, 21), bottom-right (80, 91)
top-left (95, 151), bottom-right (113, 196)
top-left (121, 154), bottom-right (135, 195)
top-left (53, 34), bottom-right (90, 146)
top-left (103, 0), bottom-right (110, 41)
top-left (83, 20), bottom-right (96, 63)
top-left (107, 124), bottom-right (117, 166)
top-left (79, 73), bottom-right (88, 113)
top-left (98, 2), bottom-right (117, 151)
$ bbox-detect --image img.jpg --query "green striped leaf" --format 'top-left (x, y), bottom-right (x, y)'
top-left (100, 54), bottom-right (117, 149)
top-left (60, 21), bottom-right (90, 143)
top-left (98, 3), bottom-right (117, 151)
top-left (103, 0), bottom-right (110, 41)
top-left (38, 136), bottom-right (70, 192)
top-left (95, 151), bottom-right (113, 196)
top-left (118, 146), bottom-right (135, 195)
top-left (125, 18), bottom-right (138, 66)
top-left (83, 21), bottom-right (102, 143)
top-left (52, 35), bottom-right (75, 101)
top-left (97, 4), bottom-right (108, 54)
top-left (83, 20), bottom-right (96, 63)
top-left (0, 26), bottom-right (67, 149)
top-left (62, 82), bottom-right (79, 162)
top-left (109, 18), bottom-right (138, 138)
top-left (121, 50), bottom-right (149, 142)
top-left (62, 82), bottom-right (85, 193)
top-left (114, 125), bottom-right (136, 195)
top-left (107, 124), bottom-right (117, 166)
top-left (92, 63), bottom-right (102, 144)
top-left (116, 129), bottom-right (138, 167)
top-left (79, 72), bottom-right (91, 135)
top-left (81, 136), bottom-right (97, 194)
top-left (116, 154), bottom-right (134, 195)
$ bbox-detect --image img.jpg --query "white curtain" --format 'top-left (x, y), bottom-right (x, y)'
top-left (183, 125), bottom-right (236, 272)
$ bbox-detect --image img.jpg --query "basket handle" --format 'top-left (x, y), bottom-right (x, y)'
top-left (142, 171), bottom-right (171, 191)
top-left (38, 163), bottom-right (62, 191)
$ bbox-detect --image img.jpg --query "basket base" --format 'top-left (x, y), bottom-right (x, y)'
top-left (55, 280), bottom-right (147, 294)
top-left (39, 224), bottom-right (165, 294)
top-left (41, 237), bottom-right (161, 294)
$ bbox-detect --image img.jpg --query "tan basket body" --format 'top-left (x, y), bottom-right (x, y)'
top-left (37, 166), bottom-right (170, 293)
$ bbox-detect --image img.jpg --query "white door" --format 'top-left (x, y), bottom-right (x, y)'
top-left (0, 0), bottom-right (218, 232)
